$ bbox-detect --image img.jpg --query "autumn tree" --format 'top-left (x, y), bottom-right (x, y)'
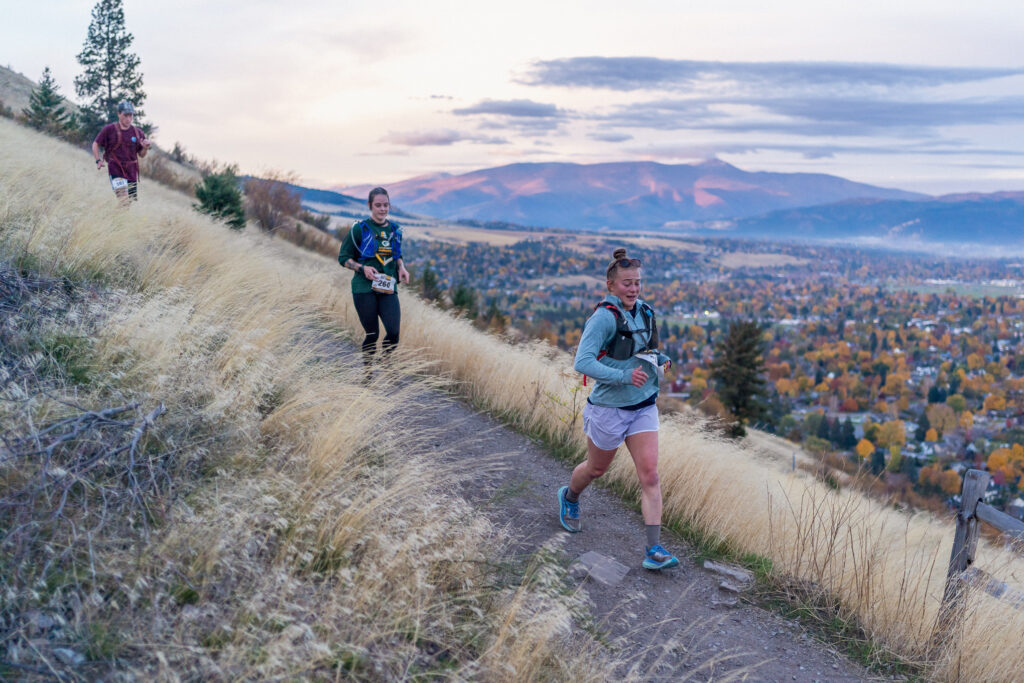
top-left (940, 469), bottom-right (963, 496)
top-left (75, 0), bottom-right (146, 124)
top-left (711, 320), bottom-right (767, 438)
top-left (244, 173), bottom-right (302, 232)
top-left (926, 403), bottom-right (957, 435)
top-left (876, 420), bottom-right (906, 449)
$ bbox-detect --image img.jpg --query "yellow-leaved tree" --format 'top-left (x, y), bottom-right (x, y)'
top-left (856, 439), bottom-right (875, 459)
top-left (940, 469), bottom-right (963, 495)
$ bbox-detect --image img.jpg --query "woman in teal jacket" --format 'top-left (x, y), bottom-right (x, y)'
top-left (558, 247), bottom-right (679, 570)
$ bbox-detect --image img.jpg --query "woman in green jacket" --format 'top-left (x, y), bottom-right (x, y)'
top-left (338, 187), bottom-right (410, 370)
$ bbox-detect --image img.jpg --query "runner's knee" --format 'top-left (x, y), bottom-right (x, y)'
top-left (637, 467), bottom-right (659, 490)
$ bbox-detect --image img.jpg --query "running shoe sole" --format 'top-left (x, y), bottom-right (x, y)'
top-left (557, 485), bottom-right (581, 533)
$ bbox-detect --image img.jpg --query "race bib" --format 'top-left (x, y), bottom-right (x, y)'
top-left (371, 273), bottom-right (396, 294)
top-left (110, 177), bottom-right (128, 190)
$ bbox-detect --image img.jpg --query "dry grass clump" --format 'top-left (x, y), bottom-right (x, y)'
top-left (0, 119), bottom-right (620, 680)
top-left (142, 152), bottom-right (200, 197)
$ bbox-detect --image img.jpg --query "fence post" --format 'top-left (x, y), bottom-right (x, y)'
top-left (932, 468), bottom-right (991, 650)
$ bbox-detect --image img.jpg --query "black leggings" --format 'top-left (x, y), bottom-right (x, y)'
top-left (353, 291), bottom-right (401, 362)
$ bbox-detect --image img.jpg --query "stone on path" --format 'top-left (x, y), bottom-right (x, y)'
top-left (718, 578), bottom-right (747, 594)
top-left (703, 560), bottom-right (754, 585)
top-left (571, 551), bottom-right (631, 586)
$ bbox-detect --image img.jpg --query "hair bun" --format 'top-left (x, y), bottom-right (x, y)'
top-left (612, 247), bottom-right (627, 260)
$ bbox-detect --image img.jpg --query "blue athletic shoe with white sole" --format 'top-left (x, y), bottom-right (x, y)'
top-left (557, 485), bottom-right (581, 532)
top-left (642, 544), bottom-right (679, 570)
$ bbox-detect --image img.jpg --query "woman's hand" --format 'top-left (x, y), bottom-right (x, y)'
top-left (630, 367), bottom-right (649, 387)
top-left (398, 263), bottom-right (410, 284)
top-left (361, 265), bottom-right (379, 280)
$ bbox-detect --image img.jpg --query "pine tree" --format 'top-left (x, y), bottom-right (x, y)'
top-left (418, 265), bottom-right (442, 302)
top-left (74, 0), bottom-right (146, 124)
top-left (450, 282), bottom-right (478, 319)
top-left (710, 320), bottom-right (767, 438)
top-left (194, 169), bottom-right (246, 230)
top-left (841, 417), bottom-right (857, 449)
top-left (22, 67), bottom-right (72, 136)
top-left (914, 410), bottom-right (931, 442)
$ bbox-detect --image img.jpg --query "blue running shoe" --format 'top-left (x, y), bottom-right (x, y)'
top-left (642, 544), bottom-right (679, 570)
top-left (557, 486), bottom-right (581, 533)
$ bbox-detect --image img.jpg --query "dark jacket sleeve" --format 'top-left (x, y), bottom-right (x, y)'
top-left (338, 221), bottom-right (360, 265)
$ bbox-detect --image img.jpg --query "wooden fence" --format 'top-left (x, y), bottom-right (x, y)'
top-left (934, 468), bottom-right (1024, 647)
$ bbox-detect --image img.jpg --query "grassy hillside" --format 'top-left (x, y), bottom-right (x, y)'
top-left (0, 64), bottom-right (52, 115)
top-left (0, 118), bottom-right (612, 680)
top-left (3, 116), bottom-right (1024, 681)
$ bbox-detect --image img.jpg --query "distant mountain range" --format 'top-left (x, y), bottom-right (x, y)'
top-left (717, 191), bottom-right (1024, 249)
top-left (338, 160), bottom-right (925, 229)
top-left (332, 160), bottom-right (1024, 252)
top-left (275, 181), bottom-right (421, 221)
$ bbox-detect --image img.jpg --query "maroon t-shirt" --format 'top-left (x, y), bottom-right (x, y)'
top-left (94, 123), bottom-right (146, 182)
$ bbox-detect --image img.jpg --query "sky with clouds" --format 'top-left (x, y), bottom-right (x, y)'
top-left (4, 0), bottom-right (1024, 194)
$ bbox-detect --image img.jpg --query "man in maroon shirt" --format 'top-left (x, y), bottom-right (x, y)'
top-left (92, 101), bottom-right (151, 204)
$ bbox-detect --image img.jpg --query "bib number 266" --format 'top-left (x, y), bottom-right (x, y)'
top-left (371, 274), bottom-right (396, 294)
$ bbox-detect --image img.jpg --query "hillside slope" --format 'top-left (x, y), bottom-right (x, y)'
top-left (0, 63), bottom-right (46, 113)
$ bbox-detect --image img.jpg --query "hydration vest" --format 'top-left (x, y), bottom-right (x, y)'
top-left (582, 301), bottom-right (659, 386)
top-left (352, 219), bottom-right (402, 262)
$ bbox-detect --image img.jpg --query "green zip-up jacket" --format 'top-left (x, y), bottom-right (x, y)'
top-left (338, 218), bottom-right (402, 294)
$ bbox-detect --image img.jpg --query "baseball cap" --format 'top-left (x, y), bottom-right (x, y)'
top-left (117, 101), bottom-right (135, 115)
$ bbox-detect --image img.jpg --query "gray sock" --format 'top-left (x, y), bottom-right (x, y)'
top-left (565, 487), bottom-right (580, 503)
top-left (646, 524), bottom-right (660, 548)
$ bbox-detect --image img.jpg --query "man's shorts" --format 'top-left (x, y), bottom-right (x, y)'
top-left (582, 402), bottom-right (659, 451)
top-left (110, 176), bottom-right (138, 201)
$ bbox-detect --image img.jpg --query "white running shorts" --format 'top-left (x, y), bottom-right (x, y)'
top-left (582, 402), bottom-right (659, 451)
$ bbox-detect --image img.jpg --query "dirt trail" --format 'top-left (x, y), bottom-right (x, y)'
top-left (410, 392), bottom-right (872, 682)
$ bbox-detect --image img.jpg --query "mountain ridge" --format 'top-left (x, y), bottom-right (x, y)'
top-left (336, 159), bottom-right (927, 229)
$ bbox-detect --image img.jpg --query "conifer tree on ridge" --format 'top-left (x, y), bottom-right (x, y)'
top-left (22, 67), bottom-right (72, 136)
top-left (74, 0), bottom-right (146, 124)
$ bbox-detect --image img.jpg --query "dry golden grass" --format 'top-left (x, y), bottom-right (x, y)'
top-left (0, 118), bottom-right (618, 680)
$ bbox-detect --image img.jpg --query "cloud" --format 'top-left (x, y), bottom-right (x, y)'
top-left (595, 95), bottom-right (1024, 137)
top-left (521, 57), bottom-right (1024, 92)
top-left (589, 131), bottom-right (634, 143)
top-left (453, 98), bottom-right (566, 118)
top-left (622, 140), bottom-right (1024, 161)
top-left (452, 98), bottom-right (569, 136)
top-left (380, 129), bottom-right (508, 147)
